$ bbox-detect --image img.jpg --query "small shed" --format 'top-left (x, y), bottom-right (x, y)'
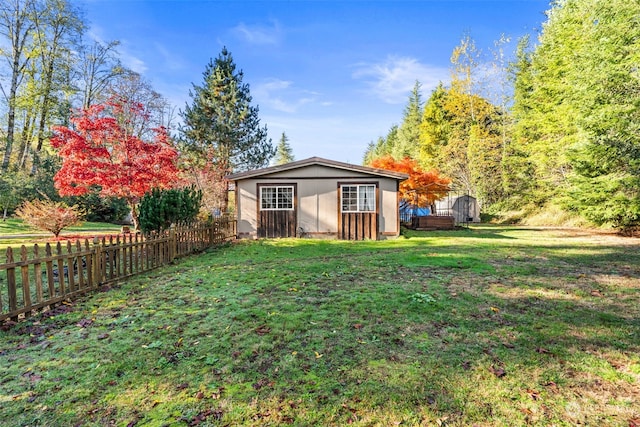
top-left (227, 157), bottom-right (408, 240)
top-left (434, 194), bottom-right (481, 224)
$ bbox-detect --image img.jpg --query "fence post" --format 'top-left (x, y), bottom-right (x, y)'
top-left (169, 224), bottom-right (177, 262)
top-left (20, 246), bottom-right (31, 318)
top-left (92, 237), bottom-right (102, 286)
top-left (6, 247), bottom-right (17, 321)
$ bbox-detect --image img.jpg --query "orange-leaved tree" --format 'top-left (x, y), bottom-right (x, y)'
top-left (51, 97), bottom-right (180, 230)
top-left (369, 155), bottom-right (450, 208)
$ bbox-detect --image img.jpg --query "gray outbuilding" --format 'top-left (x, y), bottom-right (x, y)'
top-left (227, 157), bottom-right (408, 240)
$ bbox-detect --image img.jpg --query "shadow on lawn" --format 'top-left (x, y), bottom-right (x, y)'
top-left (2, 228), bottom-right (639, 426)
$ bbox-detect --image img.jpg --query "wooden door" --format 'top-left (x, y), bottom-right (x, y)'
top-left (340, 212), bottom-right (378, 240)
top-left (338, 183), bottom-right (379, 240)
top-left (257, 184), bottom-right (297, 238)
top-left (258, 210), bottom-right (296, 238)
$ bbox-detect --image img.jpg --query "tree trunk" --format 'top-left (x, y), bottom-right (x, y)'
top-left (1, 0), bottom-right (35, 172)
top-left (128, 199), bottom-right (140, 231)
top-left (1, 57), bottom-right (20, 171)
top-left (16, 109), bottom-right (34, 170)
top-left (31, 50), bottom-right (55, 175)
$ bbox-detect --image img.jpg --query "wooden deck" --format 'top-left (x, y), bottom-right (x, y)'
top-left (409, 215), bottom-right (456, 230)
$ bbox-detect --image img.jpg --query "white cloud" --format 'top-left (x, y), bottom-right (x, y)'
top-left (352, 56), bottom-right (449, 104)
top-left (154, 43), bottom-right (185, 71)
top-left (233, 20), bottom-right (282, 45)
top-left (253, 78), bottom-right (321, 113)
top-left (120, 51), bottom-right (147, 74)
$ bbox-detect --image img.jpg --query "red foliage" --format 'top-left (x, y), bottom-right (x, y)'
top-left (51, 99), bottom-right (180, 202)
top-left (369, 156), bottom-right (450, 207)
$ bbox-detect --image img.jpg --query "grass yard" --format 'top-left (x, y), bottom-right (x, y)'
top-left (0, 218), bottom-right (122, 236)
top-left (1, 226), bottom-right (639, 426)
top-left (0, 219), bottom-right (123, 258)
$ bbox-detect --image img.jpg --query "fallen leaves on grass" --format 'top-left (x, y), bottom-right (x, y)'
top-left (186, 409), bottom-right (224, 426)
top-left (526, 389), bottom-right (540, 401)
top-left (22, 370), bottom-right (42, 383)
top-left (489, 365), bottom-right (506, 378)
top-left (255, 325), bottom-right (271, 335)
top-left (544, 381), bottom-right (559, 393)
top-left (76, 318), bottom-right (94, 328)
top-left (252, 378), bottom-right (275, 390)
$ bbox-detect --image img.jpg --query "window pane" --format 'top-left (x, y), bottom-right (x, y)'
top-left (343, 184), bottom-right (376, 212)
top-left (342, 186), bottom-right (358, 212)
top-left (277, 187), bottom-right (293, 209)
top-left (261, 186), bottom-right (293, 210)
top-left (360, 185), bottom-right (375, 211)
top-left (261, 187), bottom-right (274, 209)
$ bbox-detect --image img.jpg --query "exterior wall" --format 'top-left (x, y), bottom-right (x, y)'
top-left (234, 165), bottom-right (402, 239)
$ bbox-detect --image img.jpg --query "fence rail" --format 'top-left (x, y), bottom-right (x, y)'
top-left (0, 217), bottom-right (236, 323)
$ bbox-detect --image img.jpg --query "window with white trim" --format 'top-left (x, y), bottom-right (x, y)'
top-left (341, 184), bottom-right (376, 212)
top-left (260, 186), bottom-right (294, 210)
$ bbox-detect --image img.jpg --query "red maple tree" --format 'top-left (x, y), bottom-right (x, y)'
top-left (369, 156), bottom-right (450, 208)
top-left (51, 98), bottom-right (180, 229)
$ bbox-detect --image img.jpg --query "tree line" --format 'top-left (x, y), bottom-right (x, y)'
top-left (2, 0), bottom-right (638, 233)
top-left (0, 0), bottom-right (274, 226)
top-left (364, 0), bottom-right (640, 232)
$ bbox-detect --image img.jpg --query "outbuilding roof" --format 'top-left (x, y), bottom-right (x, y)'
top-left (227, 156), bottom-right (409, 181)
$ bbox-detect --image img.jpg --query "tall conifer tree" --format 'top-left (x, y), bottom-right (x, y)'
top-left (274, 132), bottom-right (294, 165)
top-left (180, 47), bottom-right (274, 211)
top-left (395, 81), bottom-right (424, 159)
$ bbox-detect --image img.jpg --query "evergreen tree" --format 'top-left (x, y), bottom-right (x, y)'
top-left (418, 84), bottom-right (450, 170)
top-left (502, 35), bottom-right (536, 206)
top-left (395, 81), bottom-right (423, 159)
top-left (510, 2), bottom-right (581, 207)
top-left (561, 0), bottom-right (640, 231)
top-left (510, 0), bottom-right (640, 230)
top-left (138, 186), bottom-right (203, 233)
top-left (180, 47), bottom-right (275, 211)
top-left (363, 128), bottom-right (398, 165)
top-left (274, 132), bottom-right (294, 165)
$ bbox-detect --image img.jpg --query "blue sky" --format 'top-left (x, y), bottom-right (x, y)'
top-left (82, 0), bottom-right (550, 164)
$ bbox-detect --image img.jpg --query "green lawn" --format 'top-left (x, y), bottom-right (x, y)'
top-left (1, 226), bottom-right (639, 426)
top-left (0, 218), bottom-right (122, 236)
top-left (0, 219), bottom-right (123, 258)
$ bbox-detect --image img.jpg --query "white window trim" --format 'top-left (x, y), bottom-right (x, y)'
top-left (260, 185), bottom-right (295, 211)
top-left (341, 184), bottom-right (376, 213)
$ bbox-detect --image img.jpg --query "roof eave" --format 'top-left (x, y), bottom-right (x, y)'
top-left (226, 156), bottom-right (409, 181)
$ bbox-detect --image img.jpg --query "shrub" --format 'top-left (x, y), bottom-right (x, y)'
top-left (15, 199), bottom-right (83, 237)
top-left (138, 186), bottom-right (203, 233)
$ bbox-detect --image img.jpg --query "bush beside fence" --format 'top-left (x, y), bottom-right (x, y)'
top-left (0, 217), bottom-right (236, 323)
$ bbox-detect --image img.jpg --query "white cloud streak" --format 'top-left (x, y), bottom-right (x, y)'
top-left (154, 43), bottom-right (185, 71)
top-left (233, 20), bottom-right (282, 45)
top-left (253, 78), bottom-right (325, 113)
top-left (352, 56), bottom-right (449, 104)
